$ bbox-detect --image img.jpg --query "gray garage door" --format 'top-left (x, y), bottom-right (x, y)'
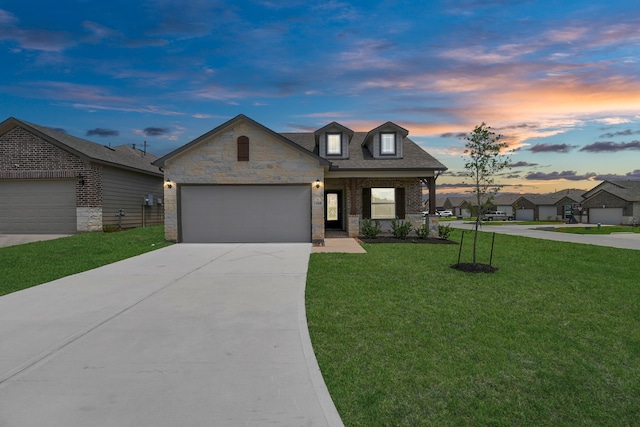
top-left (589, 208), bottom-right (623, 225)
top-left (516, 208), bottom-right (534, 221)
top-left (180, 185), bottom-right (311, 243)
top-left (539, 206), bottom-right (557, 221)
top-left (0, 180), bottom-right (76, 234)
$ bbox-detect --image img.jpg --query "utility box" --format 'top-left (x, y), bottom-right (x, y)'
top-left (143, 194), bottom-right (154, 206)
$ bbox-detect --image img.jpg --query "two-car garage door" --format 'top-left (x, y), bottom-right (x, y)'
top-left (180, 185), bottom-right (311, 243)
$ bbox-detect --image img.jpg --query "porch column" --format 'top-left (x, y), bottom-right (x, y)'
top-left (347, 178), bottom-right (360, 237)
top-left (428, 177), bottom-right (436, 215)
top-left (425, 177), bottom-right (439, 238)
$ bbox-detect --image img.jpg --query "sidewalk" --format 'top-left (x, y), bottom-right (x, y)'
top-left (447, 221), bottom-right (640, 250)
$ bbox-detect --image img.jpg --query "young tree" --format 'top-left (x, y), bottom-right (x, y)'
top-left (463, 123), bottom-right (510, 264)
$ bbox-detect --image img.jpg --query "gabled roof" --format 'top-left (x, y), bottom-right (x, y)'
top-left (313, 122), bottom-right (354, 144)
top-left (493, 194), bottom-right (522, 205)
top-left (362, 121), bottom-right (409, 147)
top-left (583, 180), bottom-right (640, 202)
top-left (529, 189), bottom-right (586, 205)
top-left (444, 196), bottom-right (473, 207)
top-left (0, 117), bottom-right (161, 176)
top-left (283, 131), bottom-right (447, 171)
top-left (153, 114), bottom-right (330, 167)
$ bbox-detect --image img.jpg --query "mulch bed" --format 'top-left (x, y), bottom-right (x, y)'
top-left (359, 236), bottom-right (457, 245)
top-left (451, 263), bottom-right (499, 273)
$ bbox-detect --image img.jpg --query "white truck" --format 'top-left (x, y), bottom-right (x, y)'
top-left (481, 210), bottom-right (514, 221)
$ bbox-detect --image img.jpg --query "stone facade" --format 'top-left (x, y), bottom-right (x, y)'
top-left (76, 207), bottom-right (103, 232)
top-left (162, 121), bottom-right (326, 242)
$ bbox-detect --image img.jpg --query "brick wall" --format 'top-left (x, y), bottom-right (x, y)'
top-left (0, 126), bottom-right (102, 208)
top-left (354, 178), bottom-right (422, 215)
top-left (583, 192), bottom-right (633, 216)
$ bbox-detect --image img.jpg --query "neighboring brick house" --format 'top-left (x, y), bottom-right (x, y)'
top-left (0, 117), bottom-right (164, 233)
top-left (514, 189), bottom-right (585, 221)
top-left (153, 114), bottom-right (447, 244)
top-left (581, 180), bottom-right (640, 225)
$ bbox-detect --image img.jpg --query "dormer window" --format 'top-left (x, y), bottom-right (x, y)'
top-left (327, 133), bottom-right (342, 155)
top-left (381, 133), bottom-right (396, 155)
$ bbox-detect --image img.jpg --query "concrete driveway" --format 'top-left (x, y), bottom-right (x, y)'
top-left (0, 234), bottom-right (70, 248)
top-left (0, 243), bottom-right (343, 427)
top-left (447, 221), bottom-right (640, 250)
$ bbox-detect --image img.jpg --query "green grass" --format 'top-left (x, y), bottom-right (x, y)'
top-left (0, 226), bottom-right (172, 296)
top-left (306, 229), bottom-right (640, 426)
top-left (555, 225), bottom-right (640, 234)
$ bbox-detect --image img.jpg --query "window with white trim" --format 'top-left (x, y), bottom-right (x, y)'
top-left (371, 188), bottom-right (395, 219)
top-left (380, 133), bottom-right (396, 155)
top-left (327, 133), bottom-right (342, 155)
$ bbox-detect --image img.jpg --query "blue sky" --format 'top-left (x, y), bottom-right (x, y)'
top-left (1, 0), bottom-right (639, 194)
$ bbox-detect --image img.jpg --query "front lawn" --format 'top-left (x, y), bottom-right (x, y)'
top-left (0, 226), bottom-right (172, 296)
top-left (555, 225), bottom-right (640, 234)
top-left (306, 230), bottom-right (640, 426)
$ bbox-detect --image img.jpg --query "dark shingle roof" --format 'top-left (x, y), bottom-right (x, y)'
top-left (529, 189), bottom-right (585, 205)
top-left (0, 117), bottom-right (161, 176)
top-left (600, 180), bottom-right (640, 202)
top-left (154, 114), bottom-right (329, 168)
top-left (282, 131), bottom-right (447, 171)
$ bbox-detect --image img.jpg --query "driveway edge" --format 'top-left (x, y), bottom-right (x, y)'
top-left (299, 250), bottom-right (345, 427)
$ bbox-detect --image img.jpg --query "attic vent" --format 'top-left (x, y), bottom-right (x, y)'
top-left (237, 136), bottom-right (249, 161)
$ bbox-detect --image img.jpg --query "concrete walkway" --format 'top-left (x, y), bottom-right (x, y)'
top-left (312, 238), bottom-right (366, 254)
top-left (447, 221), bottom-right (640, 250)
top-left (0, 234), bottom-right (70, 248)
top-left (0, 243), bottom-right (344, 427)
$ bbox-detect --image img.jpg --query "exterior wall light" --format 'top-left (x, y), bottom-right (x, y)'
top-left (77, 173), bottom-right (85, 186)
top-left (315, 179), bottom-right (321, 189)
top-left (166, 179), bottom-right (173, 189)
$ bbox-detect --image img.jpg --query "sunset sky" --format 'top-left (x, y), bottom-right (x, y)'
top-left (1, 0), bottom-right (639, 194)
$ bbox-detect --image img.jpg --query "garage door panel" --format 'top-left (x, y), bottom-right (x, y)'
top-left (180, 185), bottom-right (311, 243)
top-left (589, 208), bottom-right (622, 225)
top-left (516, 209), bottom-right (534, 221)
top-left (539, 206), bottom-right (557, 221)
top-left (0, 180), bottom-right (76, 234)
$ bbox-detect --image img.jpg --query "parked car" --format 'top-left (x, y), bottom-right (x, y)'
top-left (438, 210), bottom-right (454, 218)
top-left (482, 210), bottom-right (514, 221)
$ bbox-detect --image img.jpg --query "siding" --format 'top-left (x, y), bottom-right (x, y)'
top-left (102, 166), bottom-right (163, 228)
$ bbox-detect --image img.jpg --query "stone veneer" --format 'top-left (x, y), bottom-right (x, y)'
top-left (77, 207), bottom-right (103, 232)
top-left (162, 120), bottom-right (326, 242)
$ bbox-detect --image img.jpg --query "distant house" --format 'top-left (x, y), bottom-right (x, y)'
top-left (443, 196), bottom-right (473, 218)
top-left (492, 194), bottom-right (521, 217)
top-left (515, 189), bottom-right (584, 222)
top-left (582, 180), bottom-right (640, 225)
top-left (0, 117), bottom-right (164, 234)
top-left (153, 114), bottom-right (447, 243)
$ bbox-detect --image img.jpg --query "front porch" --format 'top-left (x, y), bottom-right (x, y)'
top-left (322, 176), bottom-right (439, 238)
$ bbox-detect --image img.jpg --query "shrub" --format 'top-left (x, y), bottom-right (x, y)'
top-left (361, 218), bottom-right (382, 238)
top-left (438, 224), bottom-right (452, 240)
top-left (103, 225), bottom-right (120, 233)
top-left (391, 218), bottom-right (413, 239)
top-left (414, 224), bottom-right (430, 239)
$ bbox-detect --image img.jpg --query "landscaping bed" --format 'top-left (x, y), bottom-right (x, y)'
top-left (359, 236), bottom-right (456, 244)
